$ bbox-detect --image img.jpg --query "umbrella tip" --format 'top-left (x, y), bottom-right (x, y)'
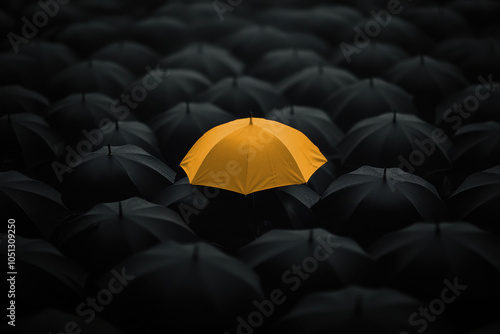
top-left (108, 144), bottom-right (112, 156)
top-left (186, 101), bottom-right (190, 114)
top-left (420, 54), bottom-right (425, 65)
top-left (435, 222), bottom-right (441, 235)
top-left (115, 119), bottom-right (119, 129)
top-left (308, 229), bottom-right (314, 243)
top-left (369, 77), bottom-right (374, 87)
top-left (383, 167), bottom-right (387, 180)
top-left (193, 244), bottom-right (200, 261)
top-left (118, 201), bottom-right (123, 218)
top-left (392, 110), bottom-right (397, 123)
top-left (249, 111), bottom-right (253, 124)
top-left (290, 105), bottom-right (294, 115)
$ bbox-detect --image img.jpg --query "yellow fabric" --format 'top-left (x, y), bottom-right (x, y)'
top-left (180, 117), bottom-right (327, 195)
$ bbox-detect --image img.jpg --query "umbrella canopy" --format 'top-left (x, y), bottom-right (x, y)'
top-left (451, 121), bottom-right (500, 175)
top-left (435, 83), bottom-right (500, 135)
top-left (265, 105), bottom-right (343, 160)
top-left (431, 37), bottom-right (500, 82)
top-left (55, 197), bottom-right (198, 275)
top-left (47, 60), bottom-right (135, 101)
top-left (337, 112), bottom-right (452, 177)
top-left (153, 179), bottom-right (321, 251)
top-left (92, 41), bottom-right (160, 76)
top-left (0, 113), bottom-right (64, 171)
top-left (194, 76), bottom-right (287, 118)
top-left (148, 102), bottom-right (235, 171)
top-left (278, 65), bottom-right (358, 108)
top-left (180, 117), bottom-right (327, 195)
top-left (97, 241), bottom-right (264, 334)
top-left (0, 52), bottom-right (39, 89)
top-left (447, 165), bottom-right (500, 233)
top-left (128, 68), bottom-right (212, 121)
top-left (402, 6), bottom-right (471, 42)
top-left (246, 48), bottom-right (329, 84)
top-left (0, 234), bottom-right (87, 315)
top-left (238, 229), bottom-right (377, 305)
top-left (322, 78), bottom-right (418, 132)
top-left (128, 17), bottom-right (191, 54)
top-left (59, 145), bottom-right (176, 213)
top-left (94, 120), bottom-right (162, 159)
top-left (370, 222), bottom-right (500, 327)
top-left (0, 308), bottom-right (125, 334)
top-left (0, 171), bottom-right (72, 239)
top-left (270, 286), bottom-right (455, 334)
top-left (0, 85), bottom-right (49, 116)
top-left (383, 55), bottom-right (469, 121)
top-left (55, 20), bottom-right (121, 56)
top-left (45, 92), bottom-right (135, 143)
top-left (332, 41), bottom-right (410, 78)
top-left (340, 16), bottom-right (435, 54)
top-left (313, 166), bottom-right (448, 247)
top-left (160, 43), bottom-right (243, 82)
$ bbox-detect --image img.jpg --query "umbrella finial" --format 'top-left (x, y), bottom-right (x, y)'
top-left (383, 167), bottom-right (387, 181)
top-left (392, 110), bottom-right (397, 123)
top-left (308, 229), bottom-right (314, 244)
top-left (249, 111), bottom-right (253, 125)
top-left (369, 77), bottom-right (374, 87)
top-left (420, 54), bottom-right (425, 65)
top-left (115, 119), bottom-right (119, 129)
top-left (193, 244), bottom-right (199, 261)
top-left (233, 76), bottom-right (238, 87)
top-left (290, 105), bottom-right (295, 115)
top-left (108, 144), bottom-right (112, 156)
top-left (435, 222), bottom-right (441, 235)
top-left (118, 201), bottom-right (123, 218)
top-left (186, 101), bottom-right (190, 114)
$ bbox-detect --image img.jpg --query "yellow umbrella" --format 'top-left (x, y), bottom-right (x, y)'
top-left (180, 116), bottom-right (327, 195)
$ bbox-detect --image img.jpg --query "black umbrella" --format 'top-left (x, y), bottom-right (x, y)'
top-left (447, 165), bottom-right (500, 233)
top-left (313, 166), bottom-right (448, 247)
top-left (265, 105), bottom-right (343, 160)
top-left (401, 6), bottom-right (471, 42)
top-left (59, 145), bottom-right (176, 213)
top-left (337, 112), bottom-right (452, 177)
top-left (0, 234), bottom-right (87, 315)
top-left (92, 41), bottom-right (160, 76)
top-left (322, 78), bottom-right (418, 132)
top-left (128, 17), bottom-right (191, 54)
top-left (383, 55), bottom-right (469, 122)
top-left (55, 20), bottom-right (121, 56)
top-left (0, 52), bottom-right (39, 89)
top-left (97, 241), bottom-right (264, 334)
top-left (153, 180), bottom-right (320, 251)
top-left (449, 0), bottom-right (500, 30)
top-left (191, 15), bottom-right (253, 43)
top-left (238, 229), bottom-right (377, 310)
top-left (55, 197), bottom-right (198, 275)
top-left (91, 119), bottom-right (163, 160)
top-left (0, 85), bottom-right (49, 116)
top-left (332, 41), bottom-right (410, 78)
top-left (194, 76), bottom-right (287, 118)
top-left (435, 83), bottom-right (500, 135)
top-left (370, 222), bottom-right (500, 328)
top-left (270, 286), bottom-right (455, 334)
top-left (47, 60), bottom-right (135, 101)
top-left (278, 65), bottom-right (357, 108)
top-left (45, 92), bottom-right (135, 143)
top-left (0, 308), bottom-right (125, 334)
top-left (451, 121), bottom-right (500, 176)
top-left (0, 171), bottom-right (72, 239)
top-left (160, 43), bottom-right (243, 82)
top-left (148, 102), bottom-right (235, 171)
top-left (306, 161), bottom-right (340, 195)
top-left (340, 16), bottom-right (435, 55)
top-left (431, 37), bottom-right (500, 82)
top-left (247, 48), bottom-right (329, 84)
top-left (0, 112), bottom-right (64, 171)
top-left (128, 68), bottom-right (212, 121)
